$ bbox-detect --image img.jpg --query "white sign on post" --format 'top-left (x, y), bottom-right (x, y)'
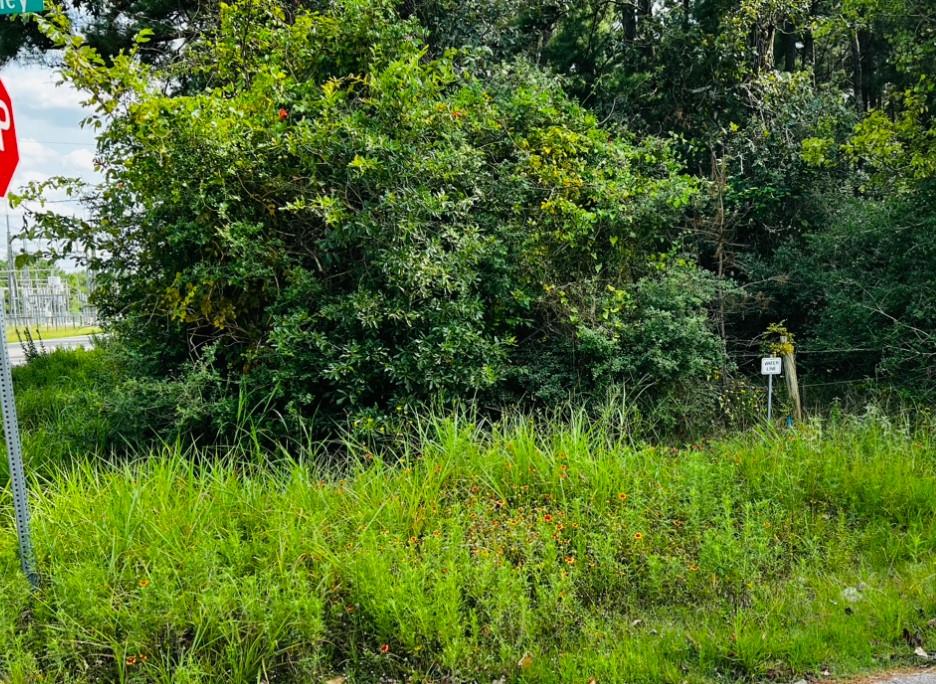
top-left (761, 357), bottom-right (782, 375)
top-left (761, 356), bottom-right (782, 422)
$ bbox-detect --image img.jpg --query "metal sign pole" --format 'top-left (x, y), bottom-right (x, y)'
top-left (0, 298), bottom-right (37, 587)
top-left (767, 373), bottom-right (773, 422)
top-left (761, 356), bottom-right (781, 424)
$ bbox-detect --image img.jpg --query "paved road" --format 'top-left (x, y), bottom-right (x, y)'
top-left (852, 671), bottom-right (936, 684)
top-left (6, 335), bottom-right (96, 366)
top-left (876, 674), bottom-right (936, 684)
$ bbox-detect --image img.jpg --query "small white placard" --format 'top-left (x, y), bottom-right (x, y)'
top-left (761, 357), bottom-right (782, 375)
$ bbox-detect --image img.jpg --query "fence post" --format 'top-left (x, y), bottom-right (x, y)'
top-left (779, 335), bottom-right (802, 422)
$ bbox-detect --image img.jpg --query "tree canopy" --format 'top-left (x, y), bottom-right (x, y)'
top-left (13, 0), bottom-right (936, 438)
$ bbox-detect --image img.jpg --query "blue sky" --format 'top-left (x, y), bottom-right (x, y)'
top-left (0, 60), bottom-right (98, 262)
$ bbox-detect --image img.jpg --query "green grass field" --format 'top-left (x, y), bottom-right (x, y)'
top-left (5, 326), bottom-right (102, 344)
top-left (1, 351), bottom-right (936, 682)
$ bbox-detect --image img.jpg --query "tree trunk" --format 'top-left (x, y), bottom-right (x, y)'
top-left (752, 22), bottom-right (775, 72)
top-left (802, 29), bottom-right (814, 69)
top-left (638, 0), bottom-right (654, 58)
top-left (860, 28), bottom-right (876, 109)
top-left (851, 30), bottom-right (864, 112)
top-left (624, 1), bottom-right (637, 42)
top-left (782, 18), bottom-right (797, 71)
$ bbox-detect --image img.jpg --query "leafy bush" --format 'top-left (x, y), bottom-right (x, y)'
top-left (514, 258), bottom-right (728, 433)
top-left (27, 0), bottom-right (722, 440)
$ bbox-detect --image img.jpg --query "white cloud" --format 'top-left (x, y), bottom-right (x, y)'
top-left (12, 138), bottom-right (96, 187)
top-left (64, 148), bottom-right (96, 174)
top-left (0, 62), bottom-right (99, 195)
top-left (1, 64), bottom-right (87, 113)
top-left (0, 62), bottom-right (98, 271)
top-left (19, 138), bottom-right (60, 167)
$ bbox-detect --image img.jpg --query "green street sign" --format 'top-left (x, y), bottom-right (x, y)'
top-left (0, 0), bottom-right (43, 15)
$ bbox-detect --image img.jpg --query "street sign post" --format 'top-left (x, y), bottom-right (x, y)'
top-left (0, 301), bottom-right (36, 586)
top-left (0, 1), bottom-right (44, 15)
top-left (0, 77), bottom-right (37, 587)
top-left (761, 356), bottom-right (782, 422)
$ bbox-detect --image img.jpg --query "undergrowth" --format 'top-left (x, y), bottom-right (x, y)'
top-left (0, 348), bottom-right (115, 480)
top-left (2, 410), bottom-right (936, 682)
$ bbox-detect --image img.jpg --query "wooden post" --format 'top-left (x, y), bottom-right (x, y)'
top-left (779, 335), bottom-right (802, 422)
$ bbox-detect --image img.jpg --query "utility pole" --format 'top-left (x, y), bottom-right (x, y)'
top-left (6, 213), bottom-right (16, 320)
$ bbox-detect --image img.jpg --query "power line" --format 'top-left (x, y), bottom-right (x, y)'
top-left (797, 347), bottom-right (877, 354)
top-left (800, 378), bottom-right (878, 389)
top-left (729, 347), bottom-right (876, 358)
top-left (6, 199), bottom-right (86, 207)
top-left (24, 140), bottom-right (91, 147)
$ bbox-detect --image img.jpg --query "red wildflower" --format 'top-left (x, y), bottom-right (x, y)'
top-left (380, 643), bottom-right (391, 655)
top-left (278, 107), bottom-right (289, 121)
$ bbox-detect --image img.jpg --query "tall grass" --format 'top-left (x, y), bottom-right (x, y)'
top-left (0, 348), bottom-right (115, 480)
top-left (2, 411), bottom-right (936, 682)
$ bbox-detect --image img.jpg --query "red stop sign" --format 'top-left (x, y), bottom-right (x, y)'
top-left (0, 79), bottom-right (19, 197)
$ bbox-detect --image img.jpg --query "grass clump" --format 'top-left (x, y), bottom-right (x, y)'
top-left (1, 349), bottom-right (116, 479)
top-left (2, 413), bottom-right (936, 682)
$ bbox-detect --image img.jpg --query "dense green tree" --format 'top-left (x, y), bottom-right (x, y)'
top-left (753, 182), bottom-right (936, 388)
top-left (21, 0), bottom-right (720, 438)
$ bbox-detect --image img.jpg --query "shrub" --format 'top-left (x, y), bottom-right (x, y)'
top-left (24, 0), bottom-right (722, 440)
top-left (513, 258), bottom-right (728, 434)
